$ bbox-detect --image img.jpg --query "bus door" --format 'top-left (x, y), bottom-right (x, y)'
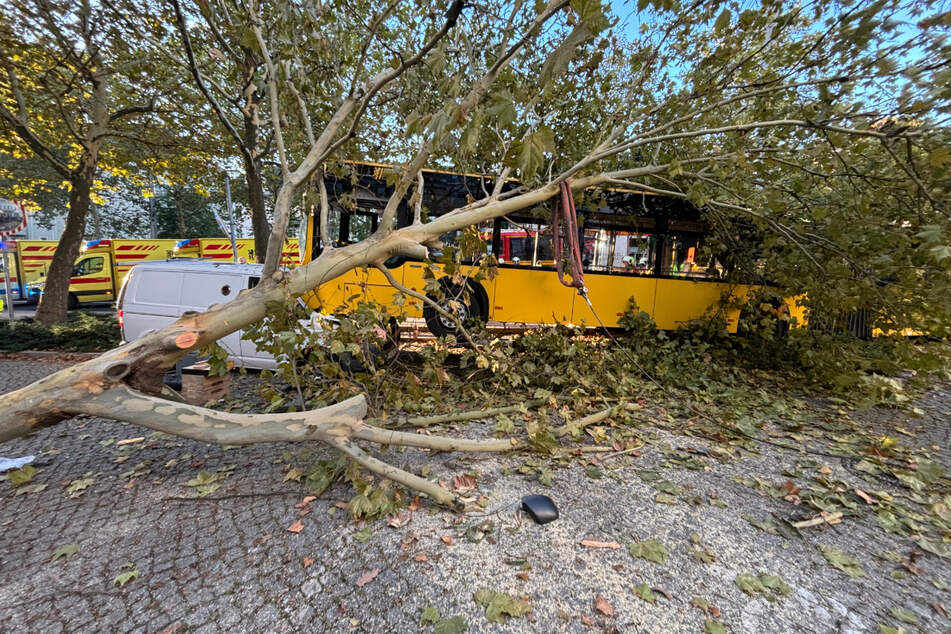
top-left (314, 208), bottom-right (400, 313)
top-left (490, 221), bottom-right (574, 325)
top-left (650, 233), bottom-right (739, 330)
top-left (572, 227), bottom-right (659, 328)
top-left (70, 253), bottom-right (114, 302)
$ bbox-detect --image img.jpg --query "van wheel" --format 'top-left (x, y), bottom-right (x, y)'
top-left (67, 293), bottom-right (79, 310)
top-left (423, 281), bottom-right (485, 340)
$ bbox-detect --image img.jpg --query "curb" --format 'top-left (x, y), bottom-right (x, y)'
top-left (0, 350), bottom-right (101, 361)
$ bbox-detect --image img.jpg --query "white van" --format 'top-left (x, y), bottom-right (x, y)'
top-left (118, 260), bottom-right (323, 370)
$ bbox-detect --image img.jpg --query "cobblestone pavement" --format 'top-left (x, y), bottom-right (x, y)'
top-left (1, 358), bottom-right (950, 633)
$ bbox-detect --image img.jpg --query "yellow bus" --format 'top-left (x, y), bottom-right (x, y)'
top-left (299, 163), bottom-right (804, 336)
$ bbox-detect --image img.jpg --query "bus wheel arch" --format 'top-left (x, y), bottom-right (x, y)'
top-left (423, 278), bottom-right (487, 338)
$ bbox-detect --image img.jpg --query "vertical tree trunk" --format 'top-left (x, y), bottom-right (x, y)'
top-left (87, 205), bottom-right (102, 237)
top-left (173, 187), bottom-right (187, 238)
top-left (35, 162), bottom-right (94, 325)
top-left (244, 154), bottom-right (270, 263)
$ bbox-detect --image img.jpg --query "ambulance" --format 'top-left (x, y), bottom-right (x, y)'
top-left (64, 239), bottom-right (179, 307)
top-left (0, 240), bottom-right (58, 303)
top-left (174, 238), bottom-right (301, 267)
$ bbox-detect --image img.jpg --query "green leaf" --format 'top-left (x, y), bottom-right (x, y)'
top-left (714, 9), bottom-right (732, 33)
top-left (538, 468), bottom-right (554, 487)
top-left (420, 606), bottom-right (440, 624)
top-left (704, 620), bottom-right (728, 634)
top-left (743, 514), bottom-right (779, 535)
top-left (113, 562), bottom-right (139, 587)
top-left (186, 469), bottom-right (222, 497)
top-left (539, 24), bottom-right (593, 86)
top-left (353, 525), bottom-right (374, 543)
top-left (628, 539), bottom-right (668, 564)
top-left (7, 465), bottom-right (36, 486)
top-left (433, 615), bottom-right (467, 634)
top-left (518, 126), bottom-right (555, 180)
top-left (473, 589), bottom-right (530, 623)
top-left (929, 146), bottom-right (950, 168)
top-left (888, 607), bottom-right (917, 624)
top-left (50, 543), bottom-right (79, 562)
top-left (818, 545), bottom-right (865, 579)
top-left (759, 574), bottom-right (792, 596)
top-left (736, 573), bottom-right (767, 596)
top-left (736, 572), bottom-right (791, 601)
top-left (915, 536), bottom-right (951, 558)
top-left (15, 482), bottom-right (47, 495)
top-left (633, 582), bottom-right (655, 602)
top-left (66, 475), bottom-right (95, 498)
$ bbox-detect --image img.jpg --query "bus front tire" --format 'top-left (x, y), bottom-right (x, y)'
top-left (423, 282), bottom-right (485, 340)
top-left (67, 293), bottom-right (79, 310)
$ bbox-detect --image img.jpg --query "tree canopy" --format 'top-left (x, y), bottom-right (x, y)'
top-left (0, 0), bottom-right (948, 507)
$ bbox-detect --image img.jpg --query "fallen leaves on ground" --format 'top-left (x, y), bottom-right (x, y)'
top-left (735, 572), bottom-right (792, 601)
top-left (433, 615), bottom-right (467, 634)
top-left (594, 594), bottom-right (614, 615)
top-left (6, 465), bottom-right (36, 486)
top-left (692, 597), bottom-right (721, 618)
top-left (66, 473), bottom-right (95, 498)
top-left (633, 583), bottom-right (655, 603)
top-left (287, 520), bottom-right (304, 533)
top-left (628, 539), bottom-right (668, 564)
top-left (303, 557), bottom-right (315, 568)
top-left (818, 545), bottom-right (865, 578)
top-left (889, 607), bottom-right (917, 624)
top-left (452, 474), bottom-right (477, 493)
top-left (473, 589), bottom-right (530, 623)
top-left (185, 469), bottom-right (224, 497)
top-left (703, 619), bottom-right (728, 634)
top-left (50, 544), bottom-right (79, 563)
top-left (113, 562), bottom-right (139, 587)
top-left (355, 568), bottom-right (380, 587)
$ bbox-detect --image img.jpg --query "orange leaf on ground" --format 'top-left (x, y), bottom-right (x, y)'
top-left (295, 496), bottom-right (316, 508)
top-left (594, 594), bottom-right (614, 616)
top-left (581, 539), bottom-right (621, 549)
top-left (452, 474), bottom-right (477, 492)
top-left (441, 536), bottom-right (453, 545)
top-left (287, 520), bottom-right (304, 533)
top-left (303, 557), bottom-right (315, 568)
top-left (854, 489), bottom-right (875, 504)
top-left (356, 568), bottom-right (380, 587)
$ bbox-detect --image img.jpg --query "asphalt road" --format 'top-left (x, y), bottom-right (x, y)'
top-left (1, 358), bottom-right (949, 633)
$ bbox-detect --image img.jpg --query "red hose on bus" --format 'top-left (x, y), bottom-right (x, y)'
top-left (551, 180), bottom-right (585, 291)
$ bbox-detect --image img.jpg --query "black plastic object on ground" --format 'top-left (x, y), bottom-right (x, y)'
top-left (521, 494), bottom-right (559, 524)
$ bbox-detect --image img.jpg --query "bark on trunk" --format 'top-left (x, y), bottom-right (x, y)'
top-left (244, 155), bottom-right (270, 263)
top-left (34, 164), bottom-right (94, 325)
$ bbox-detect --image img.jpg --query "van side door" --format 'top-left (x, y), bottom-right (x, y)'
top-left (180, 272), bottom-right (246, 362)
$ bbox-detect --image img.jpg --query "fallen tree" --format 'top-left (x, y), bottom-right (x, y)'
top-left (0, 0), bottom-right (947, 509)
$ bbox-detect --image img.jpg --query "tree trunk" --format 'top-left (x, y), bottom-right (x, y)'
top-left (34, 163), bottom-right (94, 325)
top-left (87, 205), bottom-right (102, 237)
top-left (173, 187), bottom-right (187, 238)
top-left (243, 125), bottom-right (270, 263)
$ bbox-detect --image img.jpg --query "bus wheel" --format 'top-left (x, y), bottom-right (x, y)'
top-left (423, 282), bottom-right (484, 340)
top-left (67, 293), bottom-right (79, 310)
